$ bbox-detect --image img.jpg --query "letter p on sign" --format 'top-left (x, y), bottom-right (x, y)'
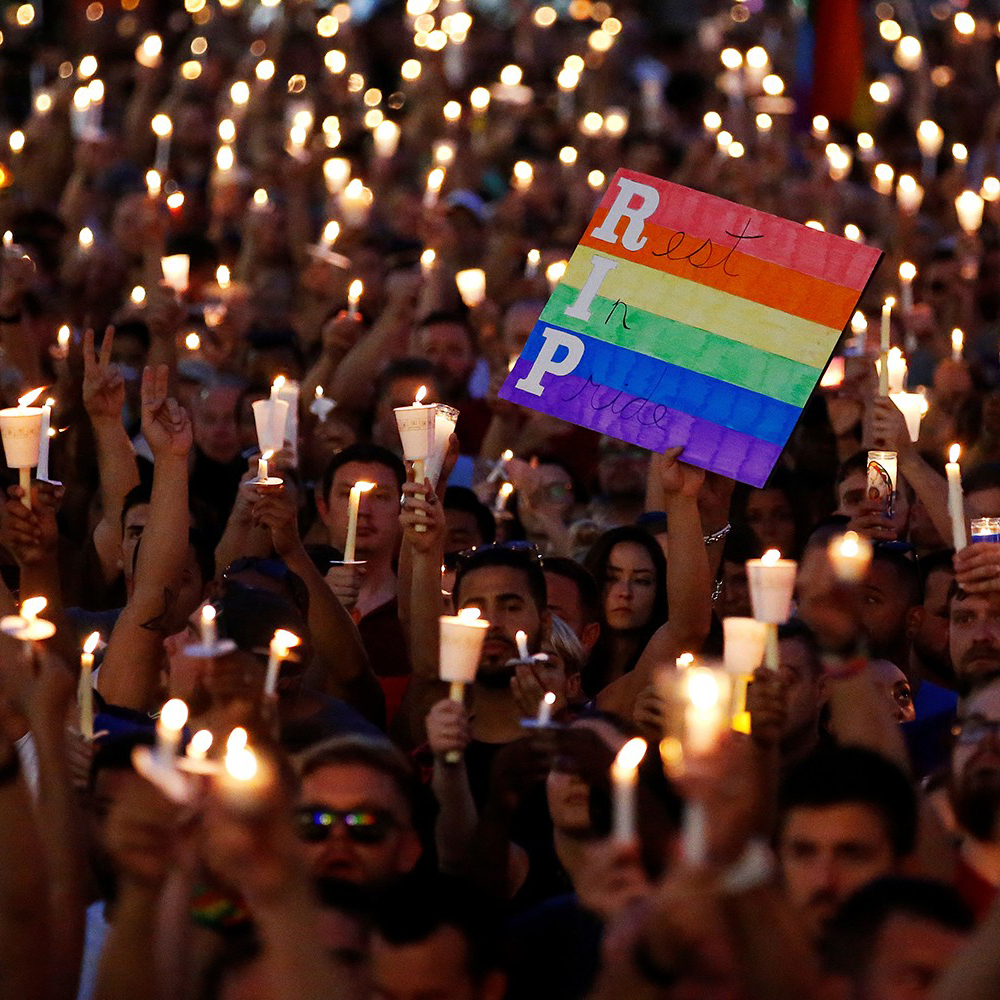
top-left (515, 327), bottom-right (585, 396)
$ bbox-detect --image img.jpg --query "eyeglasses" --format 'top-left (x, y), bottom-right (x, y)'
top-left (455, 540), bottom-right (543, 567)
top-left (295, 805), bottom-right (399, 845)
top-left (953, 718), bottom-right (1000, 744)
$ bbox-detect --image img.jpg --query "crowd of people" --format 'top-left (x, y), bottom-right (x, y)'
top-left (6, 0), bottom-right (1000, 998)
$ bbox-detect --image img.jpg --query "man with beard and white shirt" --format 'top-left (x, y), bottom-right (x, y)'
top-left (949, 541), bottom-right (1000, 692)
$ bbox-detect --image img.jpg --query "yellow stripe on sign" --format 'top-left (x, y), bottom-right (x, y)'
top-left (561, 249), bottom-right (841, 370)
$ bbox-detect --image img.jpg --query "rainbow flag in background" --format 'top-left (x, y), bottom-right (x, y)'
top-left (499, 169), bottom-right (881, 487)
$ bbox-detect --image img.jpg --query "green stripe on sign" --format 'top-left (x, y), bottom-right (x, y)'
top-left (541, 283), bottom-right (824, 408)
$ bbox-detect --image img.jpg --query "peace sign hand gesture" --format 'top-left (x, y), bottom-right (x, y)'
top-left (82, 326), bottom-right (125, 424)
top-left (141, 364), bottom-right (192, 459)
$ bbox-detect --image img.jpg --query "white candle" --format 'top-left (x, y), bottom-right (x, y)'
top-left (270, 376), bottom-right (299, 465)
top-left (216, 731), bottom-right (269, 813)
top-left (160, 254), bottom-right (190, 294)
top-left (265, 628), bottom-right (300, 696)
top-left (515, 629), bottom-right (530, 660)
top-left (899, 261), bottom-right (916, 312)
top-left (155, 698), bottom-right (188, 770)
top-left (200, 604), bottom-right (217, 648)
top-left (952, 327), bottom-right (964, 362)
top-left (487, 449), bottom-right (513, 483)
top-left (151, 113), bottom-right (172, 173)
top-left (885, 347), bottom-right (907, 393)
top-left (890, 391), bottom-right (928, 442)
top-left (493, 481), bottom-right (514, 513)
top-left (955, 190), bottom-right (984, 235)
top-left (36, 397), bottom-right (52, 482)
top-left (611, 737), bottom-right (647, 842)
top-left (424, 166), bottom-right (445, 208)
top-left (345, 480), bottom-right (375, 561)
top-left (79, 631), bottom-right (100, 740)
top-left (722, 617), bottom-right (767, 675)
top-left (455, 268), bottom-right (486, 308)
top-left (525, 249), bottom-right (540, 279)
top-left (896, 174), bottom-right (924, 214)
top-left (827, 530), bottom-right (873, 582)
top-left (684, 667), bottom-right (726, 755)
top-left (323, 157), bottom-right (351, 194)
top-left (0, 386), bottom-right (46, 510)
top-left (372, 119), bottom-right (400, 158)
top-left (310, 386), bottom-right (336, 422)
top-left (420, 248), bottom-right (436, 275)
top-left (347, 279), bottom-right (363, 318)
top-left (186, 729), bottom-right (212, 762)
top-left (256, 450), bottom-right (272, 482)
top-left (947, 444), bottom-right (967, 551)
top-left (536, 691), bottom-right (556, 726)
top-left (879, 299), bottom-right (892, 396)
top-left (394, 385), bottom-right (435, 490)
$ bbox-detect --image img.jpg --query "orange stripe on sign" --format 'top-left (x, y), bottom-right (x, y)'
top-left (580, 211), bottom-right (858, 329)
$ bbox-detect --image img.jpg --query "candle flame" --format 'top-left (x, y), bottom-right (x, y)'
top-left (261, 450), bottom-right (274, 461)
top-left (502, 449), bottom-right (513, 461)
top-left (899, 261), bottom-right (917, 281)
top-left (227, 727), bottom-right (247, 754)
top-left (415, 385), bottom-right (427, 404)
top-left (315, 386), bottom-right (324, 398)
top-left (613, 737), bottom-right (647, 774)
top-left (20, 596), bottom-right (46, 618)
top-left (676, 652), bottom-right (695, 669)
top-left (952, 328), bottom-right (964, 352)
top-left (950, 443), bottom-right (961, 464)
top-left (688, 667), bottom-right (721, 710)
top-left (354, 480), bottom-right (376, 493)
top-left (888, 347), bottom-right (903, 363)
top-left (458, 607), bottom-right (481, 621)
top-left (17, 386), bottom-right (45, 407)
top-left (761, 548), bottom-right (782, 565)
top-left (543, 691), bottom-right (556, 706)
top-left (202, 604), bottom-right (216, 624)
top-left (225, 745), bottom-right (259, 781)
top-left (348, 279), bottom-right (363, 301)
top-left (839, 532), bottom-right (860, 558)
top-left (188, 729), bottom-right (213, 755)
top-left (272, 628), bottom-right (301, 652)
top-left (884, 296), bottom-right (896, 309)
top-left (159, 698), bottom-right (189, 732)
top-left (57, 325), bottom-right (70, 347)
top-left (272, 374), bottom-right (286, 392)
top-left (83, 630), bottom-right (100, 654)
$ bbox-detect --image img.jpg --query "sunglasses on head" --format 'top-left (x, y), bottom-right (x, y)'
top-left (456, 540), bottom-right (543, 566)
top-left (295, 805), bottom-right (398, 845)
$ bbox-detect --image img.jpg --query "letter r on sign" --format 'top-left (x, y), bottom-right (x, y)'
top-left (514, 328), bottom-right (585, 396)
top-left (590, 177), bottom-right (660, 252)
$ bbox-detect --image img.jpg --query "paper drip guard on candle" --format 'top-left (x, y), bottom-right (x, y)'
top-left (424, 404), bottom-right (460, 487)
top-left (746, 549), bottom-right (797, 672)
top-left (251, 397), bottom-right (289, 456)
top-left (867, 450), bottom-right (897, 519)
top-left (0, 595), bottom-right (56, 640)
top-left (245, 450), bottom-right (283, 488)
top-left (395, 386), bottom-right (436, 530)
top-left (439, 608), bottom-right (489, 762)
top-left (0, 386), bottom-right (46, 509)
top-left (889, 391), bottom-right (928, 443)
top-left (133, 698), bottom-right (192, 804)
top-left (184, 605), bottom-right (237, 658)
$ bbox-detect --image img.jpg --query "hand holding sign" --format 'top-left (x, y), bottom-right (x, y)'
top-left (500, 169), bottom-right (881, 487)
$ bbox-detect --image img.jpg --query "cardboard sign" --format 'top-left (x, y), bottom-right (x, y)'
top-left (499, 169), bottom-right (881, 486)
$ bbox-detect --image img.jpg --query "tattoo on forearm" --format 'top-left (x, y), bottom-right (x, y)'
top-left (139, 587), bottom-right (174, 633)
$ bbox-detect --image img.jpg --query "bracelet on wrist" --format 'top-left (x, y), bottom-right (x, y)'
top-left (703, 522), bottom-right (731, 546)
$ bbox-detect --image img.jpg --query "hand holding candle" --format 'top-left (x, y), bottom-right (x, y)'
top-left (265, 628), bottom-right (301, 697)
top-left (1, 596), bottom-right (56, 641)
top-left (0, 386), bottom-right (46, 509)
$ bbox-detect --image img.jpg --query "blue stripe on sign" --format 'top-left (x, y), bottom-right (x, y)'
top-left (516, 320), bottom-right (802, 446)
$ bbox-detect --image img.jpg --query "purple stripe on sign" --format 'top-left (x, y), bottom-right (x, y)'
top-left (499, 360), bottom-right (782, 487)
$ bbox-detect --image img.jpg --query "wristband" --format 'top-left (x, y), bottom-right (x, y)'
top-left (718, 839), bottom-right (776, 895)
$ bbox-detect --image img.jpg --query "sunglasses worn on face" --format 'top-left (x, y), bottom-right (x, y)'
top-left (295, 806), bottom-right (398, 845)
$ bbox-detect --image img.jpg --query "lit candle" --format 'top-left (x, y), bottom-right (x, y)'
top-left (151, 113), bottom-right (172, 173)
top-left (611, 737), bottom-right (647, 842)
top-left (867, 450), bottom-right (897, 521)
top-left (525, 248), bottom-right (540, 279)
top-left (493, 481), bottom-right (513, 513)
top-left (0, 386), bottom-right (46, 509)
top-left (916, 119), bottom-right (943, 178)
top-left (955, 190), bottom-right (984, 235)
top-left (372, 119), bottom-right (400, 158)
top-left (310, 386), bottom-right (336, 422)
top-left (145, 168), bottom-right (161, 198)
top-left (515, 629), bottom-right (530, 660)
top-left (347, 279), bottom-right (363, 319)
top-left (896, 174), bottom-right (924, 214)
top-left (255, 449), bottom-right (273, 483)
top-left (344, 481), bottom-right (375, 561)
top-left (200, 604), bottom-right (217, 648)
top-left (722, 617), bottom-right (767, 674)
top-left (439, 607), bottom-right (489, 762)
top-left (265, 628), bottom-right (301, 696)
top-left (216, 730), bottom-right (269, 813)
top-left (455, 268), bottom-right (486, 308)
top-left (323, 157), bottom-right (351, 194)
top-left (394, 385), bottom-right (435, 486)
top-left (827, 530), bottom-right (873, 582)
top-left (879, 298), bottom-right (893, 396)
top-left (898, 261), bottom-right (916, 312)
top-left (420, 248), bottom-right (436, 275)
top-left (487, 449), bottom-right (513, 483)
top-left (160, 254), bottom-right (190, 294)
top-left (746, 549), bottom-right (797, 670)
top-left (155, 698), bottom-right (188, 771)
top-left (339, 178), bottom-right (372, 227)
top-left (424, 166), bottom-right (445, 208)
top-left (952, 328), bottom-right (964, 362)
top-left (36, 396), bottom-right (53, 483)
top-left (889, 391), bottom-right (928, 442)
top-left (186, 729), bottom-right (212, 763)
top-left (0, 596), bottom-right (56, 641)
top-left (536, 691), bottom-right (556, 726)
top-left (685, 667), bottom-right (726, 755)
top-left (79, 631), bottom-right (100, 740)
top-left (251, 395), bottom-right (288, 456)
top-left (885, 347), bottom-right (907, 393)
top-left (946, 444), bottom-right (967, 551)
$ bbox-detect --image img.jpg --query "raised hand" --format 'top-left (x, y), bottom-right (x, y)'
top-left (140, 364), bottom-right (191, 459)
top-left (400, 476), bottom-right (446, 552)
top-left (82, 326), bottom-right (125, 423)
top-left (871, 397), bottom-right (913, 454)
top-left (954, 542), bottom-right (1000, 595)
top-left (659, 446), bottom-right (705, 499)
top-left (426, 697), bottom-right (471, 760)
top-left (251, 484), bottom-right (302, 560)
top-left (2, 480), bottom-right (63, 566)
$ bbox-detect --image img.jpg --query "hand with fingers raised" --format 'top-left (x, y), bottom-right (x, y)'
top-left (140, 364), bottom-right (192, 459)
top-left (82, 326), bottom-right (125, 425)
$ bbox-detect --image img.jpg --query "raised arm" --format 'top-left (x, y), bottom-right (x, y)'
top-left (83, 327), bottom-right (141, 586)
top-left (599, 448), bottom-right (712, 717)
top-left (98, 365), bottom-right (192, 711)
top-left (250, 483), bottom-right (382, 724)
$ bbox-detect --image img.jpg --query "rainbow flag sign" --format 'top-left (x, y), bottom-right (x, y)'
top-left (499, 169), bottom-right (881, 487)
